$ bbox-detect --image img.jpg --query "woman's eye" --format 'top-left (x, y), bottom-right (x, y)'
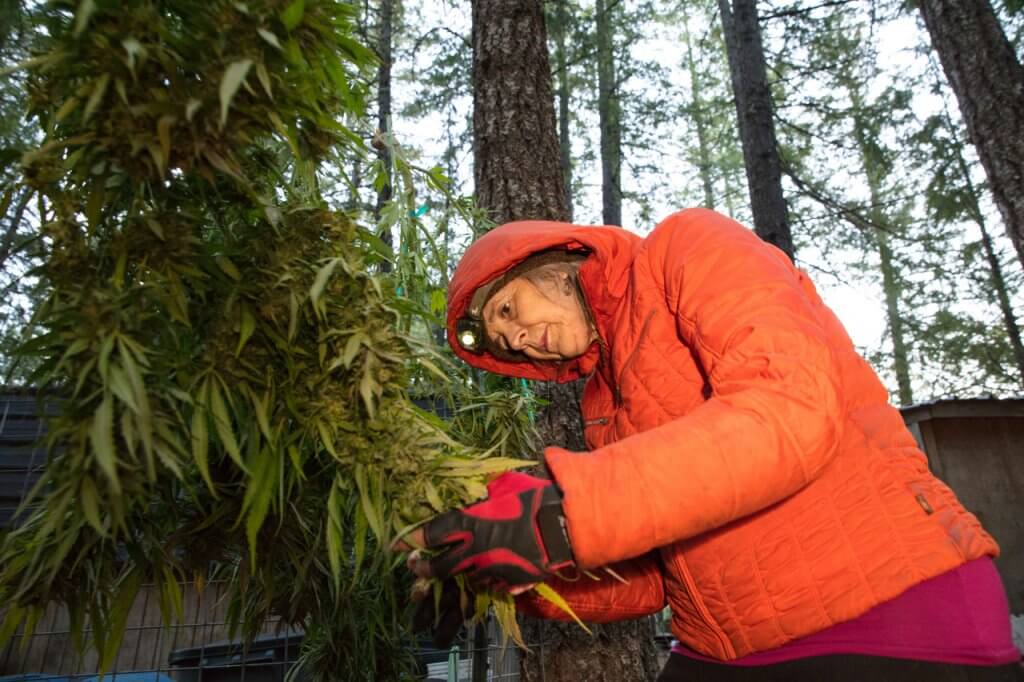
top-left (500, 302), bottom-right (511, 318)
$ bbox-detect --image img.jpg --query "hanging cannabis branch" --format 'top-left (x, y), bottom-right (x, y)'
top-left (0, 1), bottom-right (529, 678)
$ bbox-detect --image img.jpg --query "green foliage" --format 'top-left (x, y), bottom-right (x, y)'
top-left (0, 1), bottom-right (531, 678)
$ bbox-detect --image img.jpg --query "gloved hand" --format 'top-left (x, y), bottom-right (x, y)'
top-left (404, 471), bottom-right (575, 591)
top-left (411, 578), bottom-right (473, 649)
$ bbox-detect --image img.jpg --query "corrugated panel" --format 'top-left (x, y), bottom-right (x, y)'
top-left (0, 392), bottom-right (52, 529)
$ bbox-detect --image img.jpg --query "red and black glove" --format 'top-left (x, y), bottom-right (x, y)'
top-left (420, 471), bottom-right (575, 591)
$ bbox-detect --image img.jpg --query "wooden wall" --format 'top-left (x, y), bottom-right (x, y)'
top-left (903, 399), bottom-right (1024, 613)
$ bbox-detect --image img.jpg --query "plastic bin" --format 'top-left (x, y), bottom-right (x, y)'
top-left (168, 634), bottom-right (304, 682)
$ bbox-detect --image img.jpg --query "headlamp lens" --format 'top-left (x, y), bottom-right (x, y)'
top-left (455, 317), bottom-right (484, 353)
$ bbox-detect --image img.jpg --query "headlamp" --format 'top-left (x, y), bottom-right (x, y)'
top-left (455, 316), bottom-right (485, 354)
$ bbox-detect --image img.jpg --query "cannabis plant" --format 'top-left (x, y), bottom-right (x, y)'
top-left (0, 1), bottom-right (524, 678)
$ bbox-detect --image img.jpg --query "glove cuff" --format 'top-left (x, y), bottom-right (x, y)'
top-left (536, 484), bottom-right (574, 570)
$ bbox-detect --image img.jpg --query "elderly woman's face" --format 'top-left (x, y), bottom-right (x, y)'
top-left (481, 272), bottom-right (594, 361)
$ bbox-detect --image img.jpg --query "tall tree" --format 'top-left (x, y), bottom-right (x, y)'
top-left (375, 0), bottom-right (395, 271)
top-left (912, 88), bottom-right (1024, 389)
top-left (683, 10), bottom-right (716, 209)
top-left (549, 0), bottom-right (574, 221)
top-left (718, 0), bottom-right (794, 259)
top-left (595, 0), bottom-right (622, 226)
top-left (471, 0), bottom-right (657, 679)
top-left (916, 0), bottom-right (1024, 269)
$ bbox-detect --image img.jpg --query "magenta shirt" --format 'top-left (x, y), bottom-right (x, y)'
top-left (672, 557), bottom-right (1021, 666)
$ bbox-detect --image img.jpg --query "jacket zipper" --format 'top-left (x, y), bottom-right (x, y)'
top-left (669, 549), bottom-right (736, 659)
top-left (583, 417), bottom-right (609, 427)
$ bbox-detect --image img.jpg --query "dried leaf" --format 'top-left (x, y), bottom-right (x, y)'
top-left (219, 59), bottom-right (253, 128)
top-left (257, 28), bottom-right (282, 51)
top-left (73, 0), bottom-right (97, 37)
top-left (82, 73), bottom-right (109, 122)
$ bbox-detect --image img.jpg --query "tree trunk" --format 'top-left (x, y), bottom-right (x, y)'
top-left (375, 0), bottom-right (394, 272)
top-left (596, 0), bottom-right (622, 226)
top-left (876, 232), bottom-right (913, 405)
top-left (472, 0), bottom-right (567, 224)
top-left (917, 0), bottom-right (1024, 270)
top-left (718, 0), bottom-right (794, 259)
top-left (951, 126), bottom-right (1024, 387)
top-left (551, 0), bottom-right (574, 221)
top-left (471, 1), bottom-right (658, 679)
top-left (683, 11), bottom-right (716, 209)
top-left (848, 88), bottom-right (914, 405)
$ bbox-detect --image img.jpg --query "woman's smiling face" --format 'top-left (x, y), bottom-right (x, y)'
top-left (481, 271), bottom-right (595, 361)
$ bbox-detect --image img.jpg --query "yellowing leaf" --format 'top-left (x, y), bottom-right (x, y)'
top-left (236, 305), bottom-right (256, 356)
top-left (185, 98), bottom-right (202, 122)
top-left (309, 257), bottom-right (340, 306)
top-left (73, 0), bottom-right (97, 37)
top-left (255, 62), bottom-right (273, 99)
top-left (219, 59), bottom-right (253, 128)
top-left (533, 583), bottom-right (592, 635)
top-left (257, 28), bottom-right (282, 50)
top-left (157, 115), bottom-right (175, 175)
top-left (215, 255), bottom-right (242, 281)
top-left (83, 73), bottom-right (109, 122)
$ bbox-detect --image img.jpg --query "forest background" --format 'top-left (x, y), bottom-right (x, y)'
top-left (3, 0), bottom-right (1024, 404)
top-left (389, 0), bottom-right (1024, 403)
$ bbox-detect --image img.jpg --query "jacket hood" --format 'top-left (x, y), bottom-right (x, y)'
top-left (446, 220), bottom-right (642, 381)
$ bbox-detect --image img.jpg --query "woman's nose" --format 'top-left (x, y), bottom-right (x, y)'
top-left (508, 326), bottom-right (529, 351)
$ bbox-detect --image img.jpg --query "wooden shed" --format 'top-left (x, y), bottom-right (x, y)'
top-left (901, 397), bottom-right (1024, 614)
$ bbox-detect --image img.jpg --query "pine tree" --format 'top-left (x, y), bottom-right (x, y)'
top-left (718, 0), bottom-right (794, 259)
top-left (917, 0), bottom-right (1024, 270)
top-left (471, 0), bottom-right (657, 678)
top-left (595, 0), bottom-right (622, 226)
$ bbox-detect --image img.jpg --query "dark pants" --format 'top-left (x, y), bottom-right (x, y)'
top-left (655, 653), bottom-right (1024, 682)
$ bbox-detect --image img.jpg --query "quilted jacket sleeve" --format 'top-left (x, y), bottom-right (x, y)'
top-left (515, 552), bottom-right (666, 623)
top-left (545, 209), bottom-right (844, 569)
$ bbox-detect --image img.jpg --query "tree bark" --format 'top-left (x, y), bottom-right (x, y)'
top-left (917, 0), bottom-right (1024, 270)
top-left (718, 0), bottom-right (794, 259)
top-left (375, 0), bottom-right (394, 272)
top-left (550, 0), bottom-right (574, 221)
top-left (472, 0), bottom-right (567, 225)
top-left (471, 1), bottom-right (658, 679)
top-left (596, 0), bottom-right (622, 226)
top-left (951, 126), bottom-right (1024, 387)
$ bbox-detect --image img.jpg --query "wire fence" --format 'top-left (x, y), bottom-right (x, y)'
top-left (0, 392), bottom-right (555, 682)
top-left (0, 594), bottom-right (526, 682)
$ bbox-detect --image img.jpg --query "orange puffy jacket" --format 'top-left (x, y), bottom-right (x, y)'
top-left (445, 209), bottom-right (998, 659)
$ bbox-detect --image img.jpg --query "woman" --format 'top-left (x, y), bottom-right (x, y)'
top-left (399, 209), bottom-right (1022, 680)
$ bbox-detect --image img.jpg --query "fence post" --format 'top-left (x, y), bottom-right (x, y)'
top-left (448, 644), bottom-right (460, 682)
